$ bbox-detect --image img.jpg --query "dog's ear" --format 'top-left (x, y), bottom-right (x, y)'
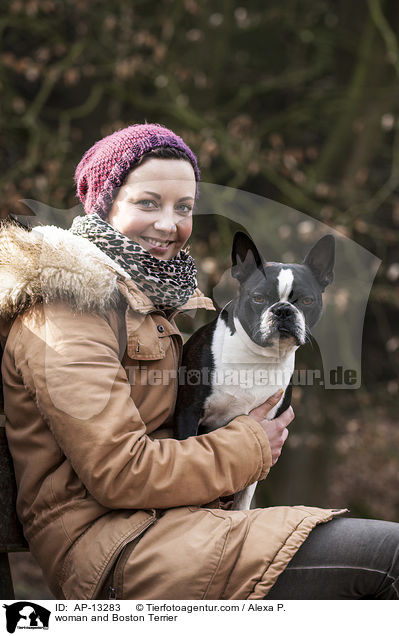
top-left (303, 234), bottom-right (335, 290)
top-left (231, 232), bottom-right (264, 283)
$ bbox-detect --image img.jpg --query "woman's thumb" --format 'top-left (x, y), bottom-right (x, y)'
top-left (249, 389), bottom-right (284, 419)
top-left (267, 389), bottom-right (284, 405)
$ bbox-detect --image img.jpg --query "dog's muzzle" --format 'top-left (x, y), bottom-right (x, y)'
top-left (261, 302), bottom-right (306, 345)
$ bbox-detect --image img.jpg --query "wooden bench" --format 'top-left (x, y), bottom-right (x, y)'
top-left (0, 418), bottom-right (29, 599)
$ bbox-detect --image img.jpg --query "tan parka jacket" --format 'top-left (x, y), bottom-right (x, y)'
top-left (0, 222), bottom-right (343, 600)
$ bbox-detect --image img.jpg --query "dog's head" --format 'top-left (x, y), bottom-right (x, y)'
top-left (231, 232), bottom-right (335, 353)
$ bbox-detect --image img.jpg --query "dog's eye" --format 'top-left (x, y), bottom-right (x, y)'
top-left (302, 296), bottom-right (314, 305)
top-left (252, 294), bottom-right (265, 304)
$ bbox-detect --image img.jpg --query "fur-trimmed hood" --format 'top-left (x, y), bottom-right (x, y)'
top-left (0, 221), bottom-right (215, 323)
top-left (0, 221), bottom-right (130, 321)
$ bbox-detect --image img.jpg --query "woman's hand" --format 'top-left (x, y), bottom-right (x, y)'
top-left (249, 391), bottom-right (294, 466)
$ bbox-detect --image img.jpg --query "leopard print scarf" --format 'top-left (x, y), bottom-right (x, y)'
top-left (69, 213), bottom-right (197, 309)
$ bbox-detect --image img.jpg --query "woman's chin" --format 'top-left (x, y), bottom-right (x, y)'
top-left (150, 251), bottom-right (173, 260)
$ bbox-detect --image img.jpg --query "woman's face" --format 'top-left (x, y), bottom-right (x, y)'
top-left (107, 158), bottom-right (196, 260)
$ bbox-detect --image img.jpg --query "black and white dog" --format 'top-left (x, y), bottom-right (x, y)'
top-left (175, 231), bottom-right (335, 510)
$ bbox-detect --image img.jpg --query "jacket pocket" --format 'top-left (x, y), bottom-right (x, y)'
top-left (125, 310), bottom-right (181, 361)
top-left (61, 510), bottom-right (157, 600)
top-left (106, 536), bottom-right (141, 599)
top-left (90, 514), bottom-right (157, 600)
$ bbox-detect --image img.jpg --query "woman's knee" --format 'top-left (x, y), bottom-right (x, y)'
top-left (266, 517), bottom-right (399, 599)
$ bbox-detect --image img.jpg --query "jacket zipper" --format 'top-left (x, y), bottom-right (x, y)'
top-left (107, 536), bottom-right (132, 600)
top-left (170, 337), bottom-right (180, 415)
top-left (91, 516), bottom-right (156, 600)
top-left (107, 535), bottom-right (138, 600)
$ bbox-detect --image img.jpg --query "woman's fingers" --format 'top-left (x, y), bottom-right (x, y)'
top-left (247, 392), bottom-right (295, 466)
top-left (249, 404), bottom-right (294, 466)
top-left (249, 389), bottom-right (284, 420)
top-left (278, 406), bottom-right (295, 429)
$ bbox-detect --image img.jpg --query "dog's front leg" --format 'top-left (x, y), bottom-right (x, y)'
top-left (232, 482), bottom-right (258, 510)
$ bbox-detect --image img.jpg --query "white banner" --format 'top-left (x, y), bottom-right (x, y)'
top-left (1, 599), bottom-right (396, 635)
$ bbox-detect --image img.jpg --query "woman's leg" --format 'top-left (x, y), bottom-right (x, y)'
top-left (265, 517), bottom-right (399, 599)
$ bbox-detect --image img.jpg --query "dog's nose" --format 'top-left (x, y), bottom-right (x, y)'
top-left (271, 303), bottom-right (293, 319)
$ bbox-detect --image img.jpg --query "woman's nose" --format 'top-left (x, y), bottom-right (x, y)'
top-left (153, 210), bottom-right (177, 233)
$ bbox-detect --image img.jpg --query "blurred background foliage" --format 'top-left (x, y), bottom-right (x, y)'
top-left (1, 0), bottom-right (399, 598)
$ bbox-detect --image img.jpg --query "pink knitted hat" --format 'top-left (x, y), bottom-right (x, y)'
top-left (74, 123), bottom-right (200, 219)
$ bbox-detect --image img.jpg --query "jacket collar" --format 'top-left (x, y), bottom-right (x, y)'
top-left (0, 221), bottom-right (215, 321)
top-left (117, 277), bottom-right (215, 315)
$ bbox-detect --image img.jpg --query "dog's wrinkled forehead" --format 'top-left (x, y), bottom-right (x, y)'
top-left (243, 263), bottom-right (323, 299)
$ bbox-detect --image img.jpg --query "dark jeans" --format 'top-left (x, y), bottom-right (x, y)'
top-left (265, 517), bottom-right (399, 599)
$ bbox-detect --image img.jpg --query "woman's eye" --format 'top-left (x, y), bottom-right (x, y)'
top-left (252, 294), bottom-right (265, 304)
top-left (136, 199), bottom-right (157, 208)
top-left (176, 204), bottom-right (192, 214)
top-left (302, 296), bottom-right (314, 305)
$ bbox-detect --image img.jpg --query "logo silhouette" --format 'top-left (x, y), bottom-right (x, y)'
top-left (3, 602), bottom-right (50, 633)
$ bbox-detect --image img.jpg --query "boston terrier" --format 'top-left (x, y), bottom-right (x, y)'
top-left (174, 231), bottom-right (335, 510)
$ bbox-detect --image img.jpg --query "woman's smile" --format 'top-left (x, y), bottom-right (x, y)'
top-left (139, 235), bottom-right (175, 255)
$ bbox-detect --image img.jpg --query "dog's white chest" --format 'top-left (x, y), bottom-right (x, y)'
top-left (200, 317), bottom-right (295, 430)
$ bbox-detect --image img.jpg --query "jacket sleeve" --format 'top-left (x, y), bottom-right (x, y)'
top-left (13, 302), bottom-right (272, 510)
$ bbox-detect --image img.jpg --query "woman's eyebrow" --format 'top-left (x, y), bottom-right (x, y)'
top-left (133, 190), bottom-right (194, 203)
top-left (143, 190), bottom-right (161, 199)
top-left (138, 192), bottom-right (194, 203)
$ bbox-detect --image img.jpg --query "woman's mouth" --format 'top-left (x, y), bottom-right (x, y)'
top-left (140, 235), bottom-right (174, 253)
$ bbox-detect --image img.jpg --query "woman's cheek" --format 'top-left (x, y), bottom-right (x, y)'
top-left (118, 206), bottom-right (151, 236)
top-left (179, 216), bottom-right (193, 243)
